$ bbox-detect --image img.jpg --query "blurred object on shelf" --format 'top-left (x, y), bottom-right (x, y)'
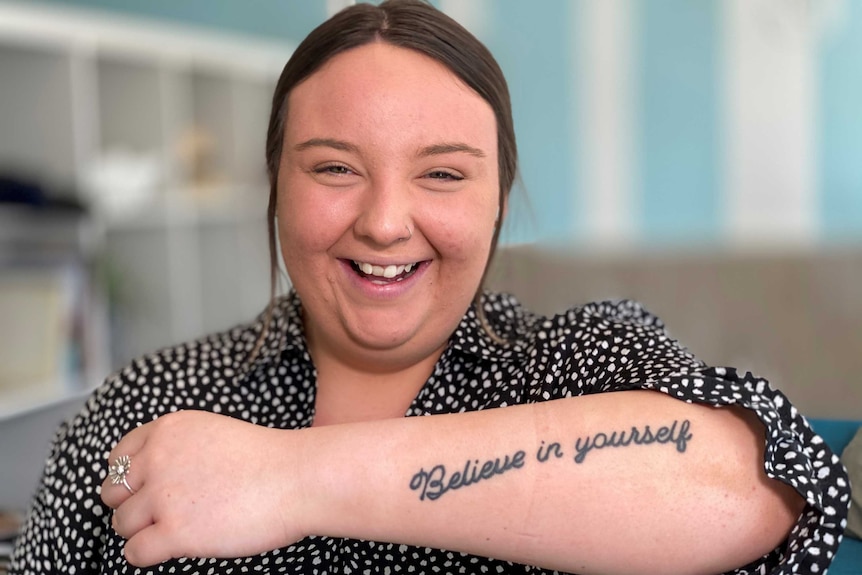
top-left (0, 173), bottom-right (85, 213)
top-left (0, 263), bottom-right (83, 404)
top-left (0, 172), bottom-right (109, 415)
top-left (0, 173), bottom-right (95, 263)
top-left (81, 148), bottom-right (163, 218)
top-left (0, 508), bottom-right (18, 574)
top-left (0, 508), bottom-right (22, 542)
top-left (176, 125), bottom-right (221, 189)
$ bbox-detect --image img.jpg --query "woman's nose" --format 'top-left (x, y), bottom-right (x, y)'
top-left (353, 179), bottom-right (414, 246)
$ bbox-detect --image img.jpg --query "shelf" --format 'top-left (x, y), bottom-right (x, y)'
top-left (0, 2), bottom-right (288, 416)
top-left (98, 184), bottom-right (269, 230)
top-left (0, 386), bottom-right (92, 423)
top-left (0, 206), bottom-right (96, 261)
top-left (0, 2), bottom-right (293, 77)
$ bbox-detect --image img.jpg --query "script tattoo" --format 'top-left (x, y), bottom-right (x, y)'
top-left (572, 419), bottom-right (693, 464)
top-left (536, 441), bottom-right (565, 462)
top-left (409, 450), bottom-right (527, 501)
top-left (409, 420), bottom-right (693, 501)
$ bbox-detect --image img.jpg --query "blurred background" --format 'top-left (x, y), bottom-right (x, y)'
top-left (0, 0), bottom-right (860, 428)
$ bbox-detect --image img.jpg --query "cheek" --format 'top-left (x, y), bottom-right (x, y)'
top-left (276, 184), bottom-right (346, 255)
top-left (277, 200), bottom-right (343, 302)
top-left (276, 195), bottom-right (334, 289)
top-left (426, 202), bottom-right (497, 265)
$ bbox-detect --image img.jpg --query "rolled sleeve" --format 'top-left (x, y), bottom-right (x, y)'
top-left (538, 299), bottom-right (852, 574)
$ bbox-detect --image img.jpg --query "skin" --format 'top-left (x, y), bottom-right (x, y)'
top-left (100, 42), bottom-right (805, 573)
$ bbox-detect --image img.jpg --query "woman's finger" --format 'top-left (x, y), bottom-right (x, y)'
top-left (107, 422), bottom-right (151, 465)
top-left (101, 429), bottom-right (150, 508)
top-left (100, 452), bottom-right (146, 508)
top-left (111, 488), bottom-right (155, 539)
top-left (123, 521), bottom-right (176, 568)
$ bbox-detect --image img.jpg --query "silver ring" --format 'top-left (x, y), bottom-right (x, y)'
top-left (109, 455), bottom-right (136, 495)
top-left (404, 225), bottom-right (413, 241)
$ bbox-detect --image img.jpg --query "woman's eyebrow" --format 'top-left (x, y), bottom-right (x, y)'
top-left (293, 139), bottom-right (485, 158)
top-left (294, 138), bottom-right (358, 153)
top-left (419, 143), bottom-right (486, 158)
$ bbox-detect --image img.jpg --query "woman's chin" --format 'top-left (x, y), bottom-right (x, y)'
top-left (344, 323), bottom-right (421, 353)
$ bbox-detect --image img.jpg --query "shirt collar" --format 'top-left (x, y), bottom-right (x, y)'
top-left (447, 292), bottom-right (530, 364)
top-left (235, 290), bottom-right (308, 381)
top-left (237, 290), bottom-right (529, 379)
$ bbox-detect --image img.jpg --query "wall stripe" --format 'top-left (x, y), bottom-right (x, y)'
top-left (636, 0), bottom-right (722, 244)
top-left (488, 0), bottom-right (575, 244)
top-left (723, 0), bottom-right (817, 246)
top-left (819, 0), bottom-right (862, 240)
top-left (439, 0), bottom-right (491, 43)
top-left (575, 0), bottom-right (635, 247)
top-left (326, 0), bottom-right (356, 18)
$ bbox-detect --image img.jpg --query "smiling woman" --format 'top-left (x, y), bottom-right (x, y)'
top-left (9, 1), bottom-right (850, 575)
top-left (279, 42), bottom-right (500, 396)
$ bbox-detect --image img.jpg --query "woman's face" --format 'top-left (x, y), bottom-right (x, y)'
top-left (277, 42), bottom-right (500, 372)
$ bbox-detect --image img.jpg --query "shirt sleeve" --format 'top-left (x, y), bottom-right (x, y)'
top-left (537, 299), bottom-right (852, 575)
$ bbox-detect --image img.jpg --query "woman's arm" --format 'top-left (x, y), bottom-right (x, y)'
top-left (302, 390), bottom-right (801, 574)
top-left (103, 390), bottom-right (803, 574)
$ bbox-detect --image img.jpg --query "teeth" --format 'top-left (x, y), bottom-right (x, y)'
top-left (354, 261), bottom-right (417, 278)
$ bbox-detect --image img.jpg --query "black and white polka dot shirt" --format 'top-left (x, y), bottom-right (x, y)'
top-left (12, 291), bottom-right (850, 574)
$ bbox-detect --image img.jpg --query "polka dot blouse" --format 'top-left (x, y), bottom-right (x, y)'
top-left (11, 291), bottom-right (851, 574)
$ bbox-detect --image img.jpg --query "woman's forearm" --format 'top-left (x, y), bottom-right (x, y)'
top-left (297, 390), bottom-right (803, 575)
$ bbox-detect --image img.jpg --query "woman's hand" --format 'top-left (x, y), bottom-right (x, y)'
top-left (100, 410), bottom-right (309, 567)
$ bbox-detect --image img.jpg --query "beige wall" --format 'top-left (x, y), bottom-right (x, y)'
top-left (488, 246), bottom-right (862, 420)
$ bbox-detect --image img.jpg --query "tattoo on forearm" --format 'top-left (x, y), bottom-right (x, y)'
top-left (409, 419), bottom-right (693, 501)
top-left (572, 419), bottom-right (693, 463)
top-left (536, 440), bottom-right (565, 462)
top-left (409, 450), bottom-right (527, 501)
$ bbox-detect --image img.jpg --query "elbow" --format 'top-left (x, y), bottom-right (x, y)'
top-left (694, 406), bottom-right (806, 569)
top-left (735, 407), bottom-right (807, 554)
top-left (684, 466), bottom-right (805, 574)
top-left (733, 472), bottom-right (806, 562)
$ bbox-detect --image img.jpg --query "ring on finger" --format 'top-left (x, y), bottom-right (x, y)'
top-left (108, 454), bottom-right (136, 495)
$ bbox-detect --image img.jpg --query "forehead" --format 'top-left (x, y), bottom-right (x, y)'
top-left (284, 42), bottom-right (497, 151)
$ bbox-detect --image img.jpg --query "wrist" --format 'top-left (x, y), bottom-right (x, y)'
top-left (291, 421), bottom-right (391, 541)
top-left (260, 426), bottom-right (322, 546)
top-left (290, 425), bottom-right (364, 540)
top-left (285, 426), bottom-right (320, 540)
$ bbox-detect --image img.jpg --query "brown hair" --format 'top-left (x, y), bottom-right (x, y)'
top-left (260, 0), bottom-right (517, 346)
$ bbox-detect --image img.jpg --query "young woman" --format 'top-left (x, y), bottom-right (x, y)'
top-left (12, 2), bottom-right (849, 574)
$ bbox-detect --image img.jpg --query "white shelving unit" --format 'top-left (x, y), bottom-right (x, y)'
top-left (0, 1), bottom-right (293, 416)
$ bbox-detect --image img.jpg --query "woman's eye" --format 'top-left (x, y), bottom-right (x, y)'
top-left (314, 164), bottom-right (354, 176)
top-left (425, 170), bottom-right (464, 181)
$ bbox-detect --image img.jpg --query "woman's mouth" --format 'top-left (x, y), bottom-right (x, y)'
top-left (350, 260), bottom-right (421, 284)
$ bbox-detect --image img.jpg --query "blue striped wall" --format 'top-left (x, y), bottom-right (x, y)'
top-left (23, 0), bottom-right (862, 247)
top-left (636, 0), bottom-right (722, 245)
top-left (819, 0), bottom-right (862, 241)
top-left (487, 0), bottom-right (576, 244)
